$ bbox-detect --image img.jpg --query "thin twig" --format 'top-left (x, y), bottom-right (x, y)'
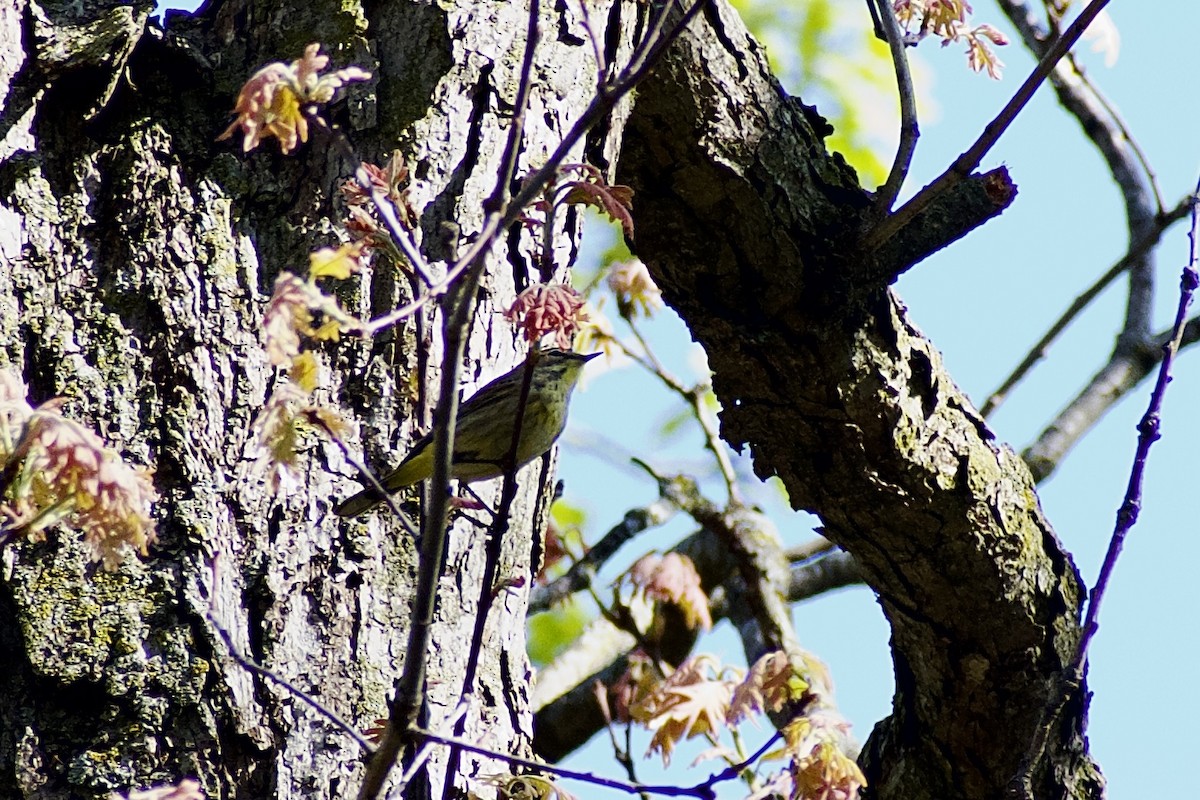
top-left (358, 72), bottom-right (520, 800)
top-left (208, 611), bottom-right (376, 753)
top-left (360, 166), bottom-right (434, 287)
top-left (981, 195), bottom-right (1192, 417)
top-left (863, 0), bottom-right (1114, 252)
top-left (574, 0), bottom-right (609, 86)
top-left (304, 120), bottom-right (449, 338)
top-left (1084, 184), bottom-right (1199, 650)
top-left (395, 701), bottom-right (472, 797)
top-left (360, 289), bottom-right (476, 800)
top-left (619, 724), bottom-right (647, 799)
top-left (530, 497), bottom-right (678, 614)
top-left (413, 0), bottom-right (710, 342)
top-left (309, 116), bottom-right (435, 287)
top-left (494, 0), bottom-right (710, 239)
top-left (354, 250), bottom-right (483, 335)
top-left (997, 0), bottom-right (1165, 221)
top-left (725, 725), bottom-right (758, 788)
top-left (415, 725), bottom-right (782, 799)
top-left (621, 0), bottom-right (688, 84)
top-left (1067, 56), bottom-right (1166, 216)
top-left (1010, 179), bottom-right (1200, 798)
top-left (612, 326), bottom-right (741, 504)
top-left (435, 3), bottom-right (547, 796)
top-left (356, 272), bottom-right (451, 334)
top-left (443, 352), bottom-right (541, 795)
top-left (871, 0), bottom-right (919, 215)
top-left (318, 416), bottom-right (421, 539)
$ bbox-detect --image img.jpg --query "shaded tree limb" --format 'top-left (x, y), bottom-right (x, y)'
top-left (615, 2), bottom-right (1098, 797)
top-left (782, 548), bottom-right (859, 601)
top-left (532, 526), bottom-right (860, 762)
top-left (531, 497), bottom-right (678, 615)
top-left (1022, 313), bottom-right (1200, 482)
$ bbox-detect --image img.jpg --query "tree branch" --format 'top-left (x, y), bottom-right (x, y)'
top-left (994, 0), bottom-right (1160, 381)
top-left (863, 0), bottom-right (1114, 253)
top-left (1022, 312), bottom-right (1200, 482)
top-left (615, 2), bottom-right (1098, 795)
top-left (1014, 175), bottom-right (1200, 799)
top-left (530, 497), bottom-right (678, 614)
top-left (368, 2), bottom-right (549, 796)
top-left (870, 0), bottom-right (919, 216)
top-left (533, 529), bottom-right (862, 761)
top-left (982, 197), bottom-right (1192, 418)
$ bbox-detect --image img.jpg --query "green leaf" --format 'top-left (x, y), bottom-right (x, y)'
top-left (528, 599), bottom-right (592, 667)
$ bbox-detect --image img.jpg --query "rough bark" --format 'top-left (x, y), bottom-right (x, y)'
top-left (614, 3), bottom-right (1101, 799)
top-left (0, 0), bottom-right (625, 798)
top-left (1, 1), bottom-right (1108, 799)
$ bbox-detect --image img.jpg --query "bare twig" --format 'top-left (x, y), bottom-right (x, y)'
top-left (574, 0), bottom-right (610, 86)
top-left (982, 196), bottom-right (1192, 417)
top-left (318, 416), bottom-right (421, 538)
top-left (209, 611), bottom-right (376, 753)
top-left (415, 724), bottom-right (782, 799)
top-left (395, 702), bottom-right (472, 797)
top-left (360, 4), bottom-right (715, 795)
top-left (999, 1), bottom-right (1163, 214)
top-left (360, 165), bottom-right (433, 287)
top-left (433, 12), bottom-right (552, 797)
top-left (406, 0), bottom-right (708, 334)
top-left (871, 0), bottom-right (919, 215)
top-left (864, 0), bottom-right (1114, 252)
top-left (361, 14), bottom-right (543, 795)
top-left (1011, 178), bottom-right (1200, 798)
top-left (493, 0), bottom-right (710, 239)
top-left (530, 497), bottom-right (678, 614)
top-left (356, 262), bottom-right (470, 335)
top-left (611, 328), bottom-right (741, 504)
top-left (443, 353), bottom-right (542, 794)
top-left (367, 3), bottom-right (551, 798)
top-left (307, 117), bottom-right (434, 288)
top-left (358, 296), bottom-right (472, 800)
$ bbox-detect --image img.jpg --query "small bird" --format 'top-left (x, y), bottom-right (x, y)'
top-left (335, 348), bottom-right (599, 517)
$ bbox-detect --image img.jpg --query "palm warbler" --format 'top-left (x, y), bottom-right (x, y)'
top-left (335, 348), bottom-right (599, 517)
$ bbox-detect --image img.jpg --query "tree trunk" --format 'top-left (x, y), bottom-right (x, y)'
top-left (0, 0), bottom-right (625, 797)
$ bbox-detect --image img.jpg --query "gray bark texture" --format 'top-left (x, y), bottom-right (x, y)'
top-left (0, 1), bottom-right (1103, 799)
top-left (0, 0), bottom-right (623, 798)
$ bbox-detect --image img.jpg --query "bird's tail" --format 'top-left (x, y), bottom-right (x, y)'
top-left (333, 487), bottom-right (384, 518)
